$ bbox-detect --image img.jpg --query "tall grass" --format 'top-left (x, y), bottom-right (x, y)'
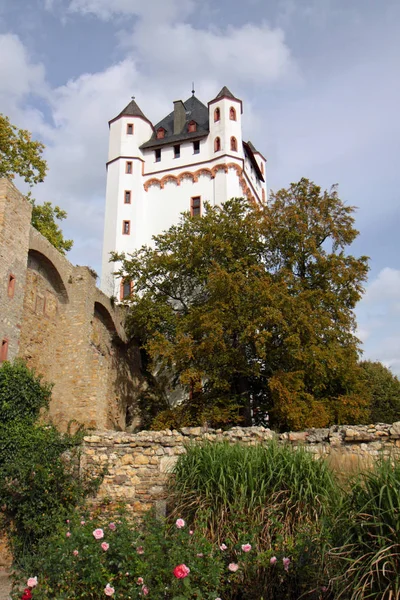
top-left (332, 457), bottom-right (400, 600)
top-left (171, 441), bottom-right (340, 599)
top-left (171, 441), bottom-right (340, 550)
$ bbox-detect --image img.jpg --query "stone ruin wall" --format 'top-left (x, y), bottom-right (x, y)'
top-left (82, 422), bottom-right (400, 516)
top-left (0, 178), bottom-right (142, 431)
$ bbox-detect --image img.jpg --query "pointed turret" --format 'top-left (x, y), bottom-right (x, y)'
top-left (208, 85), bottom-right (243, 113)
top-left (109, 98), bottom-right (153, 127)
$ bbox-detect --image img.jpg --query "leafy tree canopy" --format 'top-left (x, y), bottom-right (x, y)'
top-left (0, 114), bottom-right (73, 254)
top-left (359, 360), bottom-right (400, 423)
top-left (114, 178), bottom-right (370, 431)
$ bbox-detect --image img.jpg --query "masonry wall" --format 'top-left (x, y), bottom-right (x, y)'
top-left (82, 422), bottom-right (400, 516)
top-left (0, 178), bottom-right (142, 430)
top-left (0, 179), bottom-right (32, 362)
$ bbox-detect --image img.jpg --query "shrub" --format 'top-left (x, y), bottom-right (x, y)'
top-left (0, 360), bottom-right (99, 563)
top-left (0, 359), bottom-right (52, 424)
top-left (331, 458), bottom-right (400, 599)
top-left (13, 510), bottom-right (226, 600)
top-left (359, 360), bottom-right (400, 423)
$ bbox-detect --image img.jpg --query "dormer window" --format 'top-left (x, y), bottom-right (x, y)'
top-left (229, 107), bottom-right (236, 121)
top-left (214, 107), bottom-right (220, 122)
top-left (214, 137), bottom-right (221, 152)
top-left (230, 136), bottom-right (237, 152)
top-left (156, 127), bottom-right (165, 139)
top-left (188, 120), bottom-right (197, 133)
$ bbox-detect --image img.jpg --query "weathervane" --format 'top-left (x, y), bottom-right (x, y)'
top-left (131, 95), bottom-right (135, 101)
top-left (191, 82), bottom-right (195, 96)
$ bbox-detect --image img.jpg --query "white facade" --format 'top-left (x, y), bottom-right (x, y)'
top-left (101, 87), bottom-right (267, 297)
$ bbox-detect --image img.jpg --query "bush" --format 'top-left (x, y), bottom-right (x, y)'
top-left (331, 458), bottom-right (400, 599)
top-left (0, 360), bottom-right (98, 562)
top-left (0, 359), bottom-right (52, 424)
top-left (13, 510), bottom-right (225, 600)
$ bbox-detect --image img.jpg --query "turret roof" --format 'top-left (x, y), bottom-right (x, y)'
top-left (109, 98), bottom-right (153, 126)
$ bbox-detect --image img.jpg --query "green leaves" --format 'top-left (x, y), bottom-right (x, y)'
top-left (116, 182), bottom-right (370, 430)
top-left (0, 114), bottom-right (73, 254)
top-left (0, 114), bottom-right (47, 185)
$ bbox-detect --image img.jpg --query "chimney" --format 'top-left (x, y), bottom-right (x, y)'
top-left (173, 100), bottom-right (186, 135)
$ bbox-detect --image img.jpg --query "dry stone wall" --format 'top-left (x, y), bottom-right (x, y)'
top-left (82, 423), bottom-right (400, 516)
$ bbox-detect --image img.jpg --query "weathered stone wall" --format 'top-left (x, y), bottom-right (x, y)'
top-left (82, 422), bottom-right (400, 516)
top-left (0, 179), bottom-right (32, 362)
top-left (0, 178), bottom-right (142, 430)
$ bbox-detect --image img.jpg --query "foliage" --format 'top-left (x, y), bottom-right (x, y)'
top-left (331, 458), bottom-right (400, 599)
top-left (170, 441), bottom-right (339, 599)
top-left (114, 179), bottom-right (369, 430)
top-left (0, 359), bottom-right (52, 425)
top-left (0, 360), bottom-right (96, 560)
top-left (13, 506), bottom-right (331, 600)
top-left (0, 114), bottom-right (73, 253)
top-left (359, 360), bottom-right (400, 423)
top-left (0, 114), bottom-right (47, 185)
top-left (29, 195), bottom-right (73, 254)
top-left (13, 511), bottom-right (225, 600)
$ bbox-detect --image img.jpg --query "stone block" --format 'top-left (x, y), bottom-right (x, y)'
top-left (288, 432), bottom-right (307, 442)
top-left (134, 455), bottom-right (149, 465)
top-left (160, 455), bottom-right (178, 473)
top-left (121, 454), bottom-right (134, 465)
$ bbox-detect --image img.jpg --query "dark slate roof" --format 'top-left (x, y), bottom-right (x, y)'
top-left (109, 99), bottom-right (152, 126)
top-left (243, 141), bottom-right (265, 182)
top-left (140, 95), bottom-right (209, 150)
top-left (214, 85), bottom-right (238, 101)
top-left (247, 141), bottom-right (258, 154)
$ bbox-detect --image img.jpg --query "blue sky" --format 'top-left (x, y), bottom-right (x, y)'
top-left (1, 0), bottom-right (399, 371)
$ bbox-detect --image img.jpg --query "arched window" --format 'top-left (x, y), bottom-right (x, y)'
top-left (262, 188), bottom-right (266, 203)
top-left (229, 107), bottom-right (236, 121)
top-left (214, 107), bottom-right (220, 122)
top-left (260, 162), bottom-right (264, 175)
top-left (188, 120), bottom-right (197, 133)
top-left (230, 136), bottom-right (237, 152)
top-left (156, 127), bottom-right (165, 139)
top-left (214, 137), bottom-right (221, 152)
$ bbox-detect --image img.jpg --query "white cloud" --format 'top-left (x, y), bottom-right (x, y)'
top-left (130, 21), bottom-right (296, 87)
top-left (356, 268), bottom-right (400, 374)
top-left (67, 0), bottom-right (195, 22)
top-left (0, 34), bottom-right (46, 110)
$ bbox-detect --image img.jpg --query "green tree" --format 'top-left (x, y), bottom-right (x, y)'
top-left (114, 179), bottom-right (370, 430)
top-left (0, 114), bottom-right (73, 254)
top-left (359, 360), bottom-right (400, 423)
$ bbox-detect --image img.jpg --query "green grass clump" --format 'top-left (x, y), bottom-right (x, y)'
top-left (332, 457), bottom-right (400, 600)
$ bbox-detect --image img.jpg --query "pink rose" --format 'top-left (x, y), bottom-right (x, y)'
top-left (228, 563), bottom-right (239, 572)
top-left (80, 520), bottom-right (86, 525)
top-left (104, 583), bottom-right (115, 596)
top-left (126, 573), bottom-right (130, 576)
top-left (270, 556), bottom-right (277, 565)
top-left (136, 546), bottom-right (144, 554)
top-left (283, 557), bottom-right (291, 572)
top-left (93, 528), bottom-right (104, 540)
top-left (142, 585), bottom-right (149, 596)
top-left (66, 532), bottom-right (71, 537)
top-left (220, 543), bottom-right (227, 551)
top-left (241, 543), bottom-right (252, 552)
top-left (189, 530), bottom-right (194, 535)
top-left (137, 577), bottom-right (144, 585)
top-left (175, 518), bottom-right (185, 529)
top-left (66, 519), bottom-right (70, 524)
top-left (196, 553), bottom-right (204, 557)
top-left (173, 564), bottom-right (190, 579)
top-left (27, 577), bottom-right (38, 588)
top-left (73, 550), bottom-right (79, 556)
top-left (109, 522), bottom-right (116, 531)
top-left (101, 542), bottom-right (109, 551)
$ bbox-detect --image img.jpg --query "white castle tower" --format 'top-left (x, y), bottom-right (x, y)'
top-left (101, 86), bottom-right (267, 297)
